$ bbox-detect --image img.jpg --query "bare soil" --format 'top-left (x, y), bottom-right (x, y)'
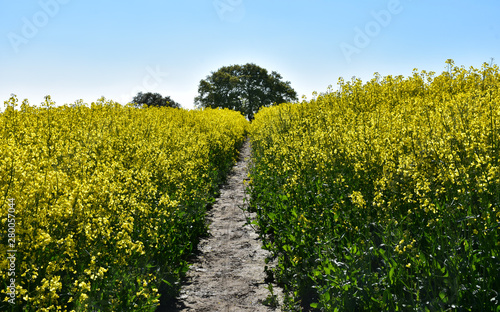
top-left (171, 140), bottom-right (282, 311)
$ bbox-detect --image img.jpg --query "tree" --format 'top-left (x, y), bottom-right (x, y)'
top-left (132, 92), bottom-right (180, 108)
top-left (194, 63), bottom-right (298, 120)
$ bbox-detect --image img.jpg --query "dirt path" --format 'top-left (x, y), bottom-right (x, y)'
top-left (173, 140), bottom-right (282, 311)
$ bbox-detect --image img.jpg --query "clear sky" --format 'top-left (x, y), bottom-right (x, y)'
top-left (1, 0), bottom-right (499, 109)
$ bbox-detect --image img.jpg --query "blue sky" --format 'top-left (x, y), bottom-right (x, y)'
top-left (1, 0), bottom-right (499, 109)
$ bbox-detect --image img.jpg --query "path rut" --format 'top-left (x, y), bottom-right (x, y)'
top-left (172, 140), bottom-right (282, 311)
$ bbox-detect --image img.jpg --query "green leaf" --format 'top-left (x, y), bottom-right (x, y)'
top-left (439, 292), bottom-right (448, 303)
top-left (389, 266), bottom-right (395, 284)
top-left (324, 265), bottom-right (331, 275)
top-left (268, 212), bottom-right (276, 221)
top-left (324, 291), bottom-right (331, 302)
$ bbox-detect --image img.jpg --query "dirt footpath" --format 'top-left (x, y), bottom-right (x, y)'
top-left (173, 140), bottom-right (282, 312)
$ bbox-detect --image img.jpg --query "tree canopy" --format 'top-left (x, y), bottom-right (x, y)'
top-left (194, 63), bottom-right (297, 120)
top-left (132, 92), bottom-right (180, 108)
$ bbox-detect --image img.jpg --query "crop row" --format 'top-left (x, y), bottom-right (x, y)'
top-left (0, 97), bottom-right (248, 311)
top-left (248, 62), bottom-right (500, 311)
